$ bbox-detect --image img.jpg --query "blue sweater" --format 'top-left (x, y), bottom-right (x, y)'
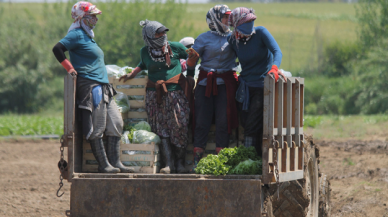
top-left (227, 26), bottom-right (282, 88)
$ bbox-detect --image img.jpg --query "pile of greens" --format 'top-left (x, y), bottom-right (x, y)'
top-left (195, 146), bottom-right (262, 176)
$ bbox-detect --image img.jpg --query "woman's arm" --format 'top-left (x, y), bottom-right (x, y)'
top-left (119, 67), bottom-right (142, 82)
top-left (260, 27), bottom-right (282, 67)
top-left (52, 42), bottom-right (77, 75)
top-left (259, 27), bottom-right (286, 82)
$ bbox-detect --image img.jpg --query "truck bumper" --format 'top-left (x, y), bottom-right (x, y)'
top-left (69, 174), bottom-right (262, 217)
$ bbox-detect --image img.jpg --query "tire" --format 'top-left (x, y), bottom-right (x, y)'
top-left (318, 174), bottom-right (331, 217)
top-left (267, 135), bottom-right (321, 217)
top-left (262, 186), bottom-right (274, 217)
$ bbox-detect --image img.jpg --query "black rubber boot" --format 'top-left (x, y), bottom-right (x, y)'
top-left (89, 138), bottom-right (120, 173)
top-left (160, 137), bottom-right (175, 174)
top-left (244, 136), bottom-right (257, 148)
top-left (189, 147), bottom-right (204, 173)
top-left (106, 136), bottom-right (134, 173)
top-left (174, 146), bottom-right (188, 174)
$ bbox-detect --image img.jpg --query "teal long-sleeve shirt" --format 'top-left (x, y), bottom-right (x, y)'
top-left (227, 26), bottom-right (282, 88)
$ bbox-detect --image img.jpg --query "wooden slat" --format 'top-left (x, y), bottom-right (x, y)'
top-left (298, 146), bottom-right (303, 170)
top-left (119, 88), bottom-right (146, 96)
top-left (286, 78), bottom-right (293, 148)
top-left (127, 111), bottom-right (148, 119)
top-left (300, 80), bottom-right (305, 127)
top-left (109, 77), bottom-right (148, 86)
top-left (277, 79), bottom-right (284, 148)
top-left (121, 155), bottom-right (157, 162)
top-left (278, 170), bottom-right (304, 182)
top-left (121, 143), bottom-right (159, 151)
top-left (282, 142), bottom-right (287, 173)
top-left (295, 79), bottom-right (301, 147)
top-left (129, 100), bottom-right (146, 109)
top-left (290, 141), bottom-right (296, 171)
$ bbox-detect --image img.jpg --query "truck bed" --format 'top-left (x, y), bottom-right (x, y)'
top-left (70, 173), bottom-right (263, 217)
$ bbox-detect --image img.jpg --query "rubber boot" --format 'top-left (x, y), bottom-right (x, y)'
top-left (244, 136), bottom-right (257, 148)
top-left (160, 137), bottom-right (175, 174)
top-left (89, 138), bottom-right (120, 173)
top-left (106, 136), bottom-right (135, 173)
top-left (215, 147), bottom-right (224, 155)
top-left (174, 146), bottom-right (188, 174)
top-left (190, 147), bottom-right (204, 173)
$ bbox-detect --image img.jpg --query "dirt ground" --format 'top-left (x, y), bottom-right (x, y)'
top-left (0, 139), bottom-right (387, 217)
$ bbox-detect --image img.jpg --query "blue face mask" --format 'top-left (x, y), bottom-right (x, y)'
top-left (236, 21), bottom-right (255, 35)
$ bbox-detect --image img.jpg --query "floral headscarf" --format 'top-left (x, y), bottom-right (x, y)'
top-left (228, 7), bottom-right (257, 45)
top-left (140, 20), bottom-right (173, 67)
top-left (206, 5), bottom-right (231, 37)
top-left (68, 1), bottom-right (102, 38)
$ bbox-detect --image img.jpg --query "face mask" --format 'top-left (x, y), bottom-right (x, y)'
top-left (83, 15), bottom-right (98, 29)
top-left (236, 21), bottom-right (254, 35)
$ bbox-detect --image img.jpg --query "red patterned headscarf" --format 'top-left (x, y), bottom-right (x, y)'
top-left (68, 1), bottom-right (102, 38)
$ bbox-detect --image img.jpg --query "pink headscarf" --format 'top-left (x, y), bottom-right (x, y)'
top-left (228, 7), bottom-right (256, 45)
top-left (68, 1), bottom-right (102, 38)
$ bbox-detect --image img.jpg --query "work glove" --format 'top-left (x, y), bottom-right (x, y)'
top-left (186, 48), bottom-right (199, 67)
top-left (267, 65), bottom-right (287, 82)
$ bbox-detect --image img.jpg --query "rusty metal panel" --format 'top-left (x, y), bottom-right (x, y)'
top-left (70, 177), bottom-right (262, 217)
top-left (64, 74), bottom-right (77, 182)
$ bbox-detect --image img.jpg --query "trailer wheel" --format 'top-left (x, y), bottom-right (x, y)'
top-left (318, 173), bottom-right (331, 217)
top-left (268, 136), bottom-right (320, 217)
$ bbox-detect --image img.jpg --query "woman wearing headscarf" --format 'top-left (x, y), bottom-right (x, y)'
top-left (227, 7), bottom-right (286, 156)
top-left (52, 1), bottom-right (133, 173)
top-left (119, 20), bottom-right (196, 174)
top-left (187, 5), bottom-right (239, 172)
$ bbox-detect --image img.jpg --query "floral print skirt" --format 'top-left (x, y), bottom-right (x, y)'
top-left (146, 90), bottom-right (190, 148)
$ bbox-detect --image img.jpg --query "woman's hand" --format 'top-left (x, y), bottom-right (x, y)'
top-left (119, 73), bottom-right (136, 82)
top-left (186, 48), bottom-right (199, 67)
top-left (277, 70), bottom-right (287, 83)
top-left (68, 68), bottom-right (78, 75)
top-left (119, 67), bottom-right (142, 82)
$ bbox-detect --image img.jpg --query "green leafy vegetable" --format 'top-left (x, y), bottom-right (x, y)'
top-left (229, 159), bottom-right (262, 175)
top-left (133, 121), bottom-right (151, 132)
top-left (195, 154), bottom-right (231, 176)
top-left (195, 146), bottom-right (262, 176)
top-left (126, 127), bottom-right (136, 143)
top-left (219, 146), bottom-right (260, 167)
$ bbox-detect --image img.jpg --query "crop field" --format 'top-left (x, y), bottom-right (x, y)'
top-left (0, 2), bottom-right (357, 73)
top-left (187, 2), bottom-right (358, 73)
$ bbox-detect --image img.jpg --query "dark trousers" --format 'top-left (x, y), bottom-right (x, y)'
top-left (239, 87), bottom-right (264, 155)
top-left (193, 85), bottom-right (229, 149)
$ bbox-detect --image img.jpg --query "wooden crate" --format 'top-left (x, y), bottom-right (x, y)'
top-left (82, 140), bottom-right (160, 173)
top-left (109, 76), bottom-right (148, 122)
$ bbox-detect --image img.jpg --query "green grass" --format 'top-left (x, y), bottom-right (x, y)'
top-left (304, 115), bottom-right (388, 140)
top-left (0, 114), bottom-right (63, 136)
top-left (0, 2), bottom-right (357, 73)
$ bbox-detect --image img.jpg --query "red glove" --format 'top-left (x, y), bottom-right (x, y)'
top-left (267, 65), bottom-right (279, 81)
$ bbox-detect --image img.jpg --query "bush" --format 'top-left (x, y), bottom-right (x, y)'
top-left (0, 1), bottom-right (197, 113)
top-left (321, 40), bottom-right (362, 77)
